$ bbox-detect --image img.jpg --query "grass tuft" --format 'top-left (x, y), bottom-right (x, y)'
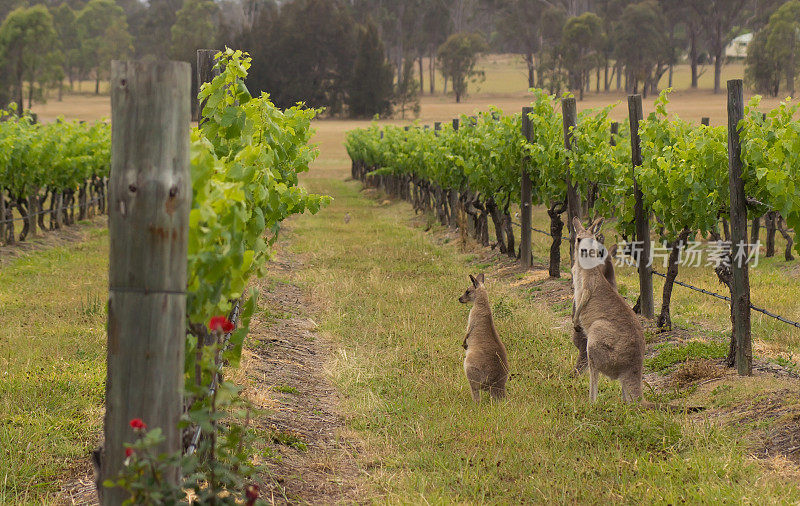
top-left (645, 341), bottom-right (728, 372)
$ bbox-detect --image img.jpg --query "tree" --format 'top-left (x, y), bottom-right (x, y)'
top-left (613, 1), bottom-right (667, 96)
top-left (537, 6), bottom-right (568, 94)
top-left (0, 5), bottom-right (57, 114)
top-left (561, 12), bottom-right (604, 100)
top-left (765, 0), bottom-right (800, 96)
top-left (437, 31), bottom-right (487, 102)
top-left (51, 3), bottom-right (80, 96)
top-left (745, 28), bottom-right (781, 96)
top-left (746, 0), bottom-right (800, 96)
top-left (690, 0), bottom-right (748, 94)
top-left (136, 0), bottom-right (183, 58)
top-left (76, 0), bottom-right (132, 94)
top-left (170, 0), bottom-right (219, 117)
top-left (394, 58), bottom-right (420, 119)
top-left (238, 0), bottom-right (357, 113)
top-left (666, 0), bottom-right (706, 89)
top-left (494, 0), bottom-right (545, 88)
top-left (170, 0), bottom-right (219, 61)
top-left (347, 21), bottom-right (394, 118)
top-left (420, 2), bottom-right (451, 94)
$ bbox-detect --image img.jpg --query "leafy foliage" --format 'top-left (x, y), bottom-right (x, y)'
top-left (0, 108), bottom-right (111, 200)
top-left (106, 48), bottom-right (329, 503)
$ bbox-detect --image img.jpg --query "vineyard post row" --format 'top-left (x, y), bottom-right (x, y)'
top-left (101, 60), bottom-right (191, 503)
top-left (513, 80), bottom-right (752, 375)
top-left (347, 81), bottom-right (755, 376)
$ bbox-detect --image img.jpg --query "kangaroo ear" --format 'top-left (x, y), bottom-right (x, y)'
top-left (476, 273), bottom-right (485, 285)
top-left (572, 217), bottom-right (585, 233)
top-left (469, 274), bottom-right (478, 287)
top-left (591, 217), bottom-right (605, 234)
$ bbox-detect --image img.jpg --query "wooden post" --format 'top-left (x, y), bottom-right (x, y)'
top-left (701, 117), bottom-right (710, 126)
top-left (0, 189), bottom-right (5, 244)
top-left (452, 118), bottom-right (459, 131)
top-left (610, 121), bottom-right (619, 146)
top-left (520, 106), bottom-right (533, 268)
top-left (727, 79), bottom-right (752, 376)
top-left (100, 60), bottom-right (191, 504)
top-left (196, 49), bottom-right (220, 125)
top-left (561, 97), bottom-right (580, 266)
top-left (628, 94), bottom-right (654, 319)
top-left (434, 121), bottom-right (441, 132)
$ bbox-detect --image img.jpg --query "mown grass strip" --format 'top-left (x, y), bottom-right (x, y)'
top-left (0, 228), bottom-right (107, 504)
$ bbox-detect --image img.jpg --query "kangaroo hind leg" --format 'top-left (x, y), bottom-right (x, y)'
top-left (588, 364), bottom-right (599, 403)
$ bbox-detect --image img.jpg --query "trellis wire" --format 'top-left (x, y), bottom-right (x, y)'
top-left (185, 298), bottom-right (243, 456)
top-left (511, 219), bottom-right (800, 329)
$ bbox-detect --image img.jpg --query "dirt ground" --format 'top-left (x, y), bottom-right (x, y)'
top-left (241, 249), bottom-right (366, 503)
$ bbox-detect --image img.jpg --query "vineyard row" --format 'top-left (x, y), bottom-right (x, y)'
top-left (345, 81), bottom-right (800, 375)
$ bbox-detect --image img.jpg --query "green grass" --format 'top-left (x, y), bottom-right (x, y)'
top-left (0, 228), bottom-right (108, 504)
top-left (645, 341), bottom-right (729, 373)
top-left (270, 431), bottom-right (308, 451)
top-left (274, 385), bottom-right (299, 395)
top-left (282, 175), bottom-right (800, 502)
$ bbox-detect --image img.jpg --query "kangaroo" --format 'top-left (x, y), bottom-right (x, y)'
top-left (573, 227), bottom-right (618, 375)
top-left (458, 273), bottom-right (509, 402)
top-left (572, 217), bottom-right (645, 403)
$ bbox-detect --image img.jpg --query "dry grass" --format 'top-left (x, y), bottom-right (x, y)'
top-left (673, 359), bottom-right (726, 388)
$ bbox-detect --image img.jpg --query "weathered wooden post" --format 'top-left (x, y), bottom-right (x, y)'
top-left (561, 97), bottom-right (581, 266)
top-left (701, 117), bottom-right (710, 126)
top-left (520, 106), bottom-right (534, 268)
top-left (628, 94), bottom-right (654, 319)
top-left (0, 190), bottom-right (5, 244)
top-left (610, 121), bottom-right (619, 146)
top-left (100, 60), bottom-right (191, 504)
top-left (197, 49), bottom-right (220, 125)
top-left (727, 79), bottom-right (752, 376)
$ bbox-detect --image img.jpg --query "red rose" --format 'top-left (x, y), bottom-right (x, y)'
top-left (129, 418), bottom-right (146, 430)
top-left (125, 447), bottom-right (133, 457)
top-left (245, 484), bottom-right (259, 504)
top-left (209, 316), bottom-right (234, 333)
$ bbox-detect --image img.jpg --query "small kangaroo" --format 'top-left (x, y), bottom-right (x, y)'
top-left (572, 217), bottom-right (645, 403)
top-left (573, 226), bottom-right (618, 375)
top-left (458, 273), bottom-right (509, 402)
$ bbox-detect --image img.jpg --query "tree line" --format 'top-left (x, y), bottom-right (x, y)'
top-left (0, 0), bottom-right (794, 118)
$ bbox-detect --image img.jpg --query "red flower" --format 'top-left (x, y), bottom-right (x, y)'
top-left (209, 316), bottom-right (234, 333)
top-left (129, 418), bottom-right (146, 430)
top-left (245, 484), bottom-right (259, 504)
top-left (125, 447), bottom-right (133, 457)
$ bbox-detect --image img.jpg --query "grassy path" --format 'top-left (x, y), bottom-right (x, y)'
top-left (284, 167), bottom-right (800, 502)
top-left (0, 224), bottom-right (107, 503)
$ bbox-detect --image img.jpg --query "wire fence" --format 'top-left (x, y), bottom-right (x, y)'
top-left (185, 298), bottom-right (243, 457)
top-left (510, 219), bottom-right (800, 330)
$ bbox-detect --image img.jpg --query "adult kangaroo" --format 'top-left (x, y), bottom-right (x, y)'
top-left (572, 218), bottom-right (645, 402)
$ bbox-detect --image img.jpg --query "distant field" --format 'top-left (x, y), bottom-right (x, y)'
top-left (31, 55), bottom-right (762, 125)
top-left (414, 54), bottom-right (748, 98)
